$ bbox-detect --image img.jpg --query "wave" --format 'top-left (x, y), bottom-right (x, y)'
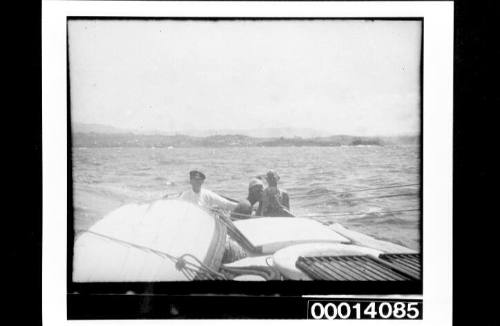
top-left (73, 156), bottom-right (102, 166)
top-left (346, 211), bottom-right (418, 226)
top-left (305, 187), bottom-right (332, 196)
top-left (157, 158), bottom-right (188, 166)
top-left (75, 183), bottom-right (161, 203)
top-left (73, 174), bottom-right (103, 185)
top-left (152, 176), bottom-right (174, 183)
top-left (131, 172), bottom-right (152, 177)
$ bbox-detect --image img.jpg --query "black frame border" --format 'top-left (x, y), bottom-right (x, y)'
top-left (66, 16), bottom-right (424, 319)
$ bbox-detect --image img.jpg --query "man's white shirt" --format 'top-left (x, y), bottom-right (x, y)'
top-left (179, 188), bottom-right (238, 211)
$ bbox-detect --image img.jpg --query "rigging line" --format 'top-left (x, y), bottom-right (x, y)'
top-left (338, 183), bottom-right (420, 193)
top-left (76, 229), bottom-right (179, 262)
top-left (76, 229), bottom-right (225, 279)
top-left (228, 207), bottom-right (420, 219)
top-left (292, 192), bottom-right (418, 204)
top-left (342, 192), bottom-right (419, 201)
top-left (291, 183), bottom-right (420, 199)
top-left (324, 208), bottom-right (421, 217)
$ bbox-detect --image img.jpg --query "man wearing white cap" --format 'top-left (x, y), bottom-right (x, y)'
top-left (177, 170), bottom-right (246, 263)
top-left (179, 170), bottom-right (238, 211)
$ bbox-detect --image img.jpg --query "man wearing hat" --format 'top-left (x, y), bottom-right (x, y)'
top-left (179, 170), bottom-right (247, 264)
top-left (179, 170), bottom-right (238, 211)
top-left (231, 178), bottom-right (265, 217)
top-left (257, 170), bottom-right (293, 217)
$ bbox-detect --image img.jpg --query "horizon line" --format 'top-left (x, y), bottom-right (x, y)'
top-left (73, 122), bottom-right (420, 138)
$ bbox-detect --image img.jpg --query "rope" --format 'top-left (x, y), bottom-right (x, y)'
top-left (291, 183), bottom-right (420, 199)
top-left (163, 185), bottom-right (419, 210)
top-left (340, 192), bottom-right (418, 201)
top-left (300, 192), bottom-right (418, 203)
top-left (337, 183), bottom-right (420, 193)
top-left (76, 229), bottom-right (226, 280)
top-left (341, 193), bottom-right (418, 201)
top-left (323, 208), bottom-right (421, 218)
top-left (177, 253), bottom-right (227, 280)
top-left (227, 206), bottom-right (420, 219)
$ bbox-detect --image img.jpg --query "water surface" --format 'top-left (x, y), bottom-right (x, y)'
top-left (73, 145), bottom-right (421, 250)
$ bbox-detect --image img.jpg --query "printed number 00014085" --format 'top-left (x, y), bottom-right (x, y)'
top-left (308, 301), bottom-right (422, 320)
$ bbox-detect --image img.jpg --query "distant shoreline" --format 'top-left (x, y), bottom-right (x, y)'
top-left (72, 132), bottom-right (420, 148)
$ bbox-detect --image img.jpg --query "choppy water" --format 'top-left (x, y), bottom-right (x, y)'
top-left (72, 145), bottom-right (421, 251)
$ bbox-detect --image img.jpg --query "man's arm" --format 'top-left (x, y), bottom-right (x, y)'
top-left (206, 190), bottom-right (239, 211)
top-left (259, 190), bottom-right (272, 216)
top-left (256, 201), bottom-right (263, 216)
top-left (281, 191), bottom-right (290, 209)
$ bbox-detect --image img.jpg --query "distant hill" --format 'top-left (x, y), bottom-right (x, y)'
top-left (72, 131), bottom-right (420, 148)
top-left (179, 127), bottom-right (332, 138)
top-left (72, 123), bottom-right (334, 138)
top-left (380, 135), bottom-right (421, 145)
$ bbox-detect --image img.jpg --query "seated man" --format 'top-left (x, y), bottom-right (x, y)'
top-left (257, 170), bottom-right (293, 217)
top-left (231, 178), bottom-right (265, 218)
top-left (179, 170), bottom-right (238, 212)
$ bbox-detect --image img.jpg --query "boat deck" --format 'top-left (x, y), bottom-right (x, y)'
top-left (295, 254), bottom-right (421, 281)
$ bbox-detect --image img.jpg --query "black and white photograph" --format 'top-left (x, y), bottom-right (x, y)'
top-left (70, 17), bottom-right (422, 282)
top-left (42, 1), bottom-right (453, 323)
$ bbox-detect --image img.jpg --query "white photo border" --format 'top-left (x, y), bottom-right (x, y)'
top-left (42, 1), bottom-right (453, 325)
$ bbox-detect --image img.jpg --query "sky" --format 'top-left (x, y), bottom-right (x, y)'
top-left (68, 19), bottom-right (421, 137)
